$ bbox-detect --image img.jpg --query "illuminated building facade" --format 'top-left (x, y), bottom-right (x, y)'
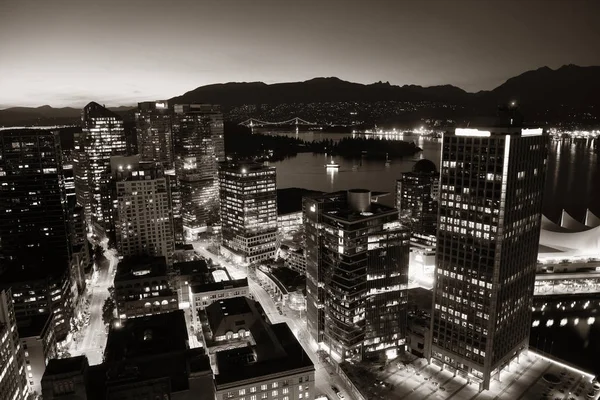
top-left (396, 158), bottom-right (439, 238)
top-left (430, 126), bottom-right (549, 390)
top-left (0, 289), bottom-right (27, 400)
top-left (112, 156), bottom-right (175, 266)
top-left (113, 256), bottom-right (178, 320)
top-left (219, 162), bottom-right (278, 264)
top-left (135, 101), bottom-right (173, 168)
top-left (77, 102), bottom-right (127, 237)
top-left (18, 313), bottom-right (57, 396)
top-left (173, 104), bottom-right (224, 240)
top-left (0, 129), bottom-right (74, 341)
top-left (303, 190), bottom-right (409, 361)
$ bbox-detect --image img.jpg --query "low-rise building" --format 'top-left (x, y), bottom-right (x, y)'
top-left (114, 256), bottom-right (178, 320)
top-left (41, 311), bottom-right (215, 400)
top-left (189, 267), bottom-right (249, 328)
top-left (197, 297), bottom-right (315, 400)
top-left (18, 313), bottom-right (57, 396)
top-left (284, 246), bottom-right (307, 275)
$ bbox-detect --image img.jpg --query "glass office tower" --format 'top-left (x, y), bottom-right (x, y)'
top-left (303, 190), bottom-right (410, 361)
top-left (173, 104), bottom-right (224, 240)
top-left (429, 126), bottom-right (549, 390)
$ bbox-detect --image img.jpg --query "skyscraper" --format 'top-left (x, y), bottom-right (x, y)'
top-left (173, 104), bottom-right (224, 240)
top-left (303, 189), bottom-right (410, 361)
top-left (219, 161), bottom-right (278, 264)
top-left (112, 155), bottom-right (175, 266)
top-left (429, 125), bottom-right (548, 390)
top-left (135, 101), bottom-right (173, 168)
top-left (396, 158), bottom-right (439, 238)
top-left (0, 289), bottom-right (27, 400)
top-left (0, 129), bottom-right (70, 273)
top-left (0, 129), bottom-right (75, 340)
top-left (76, 102), bottom-right (127, 238)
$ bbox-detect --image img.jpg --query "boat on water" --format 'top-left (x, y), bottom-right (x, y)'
top-left (325, 156), bottom-right (340, 169)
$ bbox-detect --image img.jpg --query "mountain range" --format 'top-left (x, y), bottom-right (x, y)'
top-left (2, 65), bottom-right (599, 126)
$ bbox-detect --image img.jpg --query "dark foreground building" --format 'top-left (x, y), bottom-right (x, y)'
top-left (0, 128), bottom-right (75, 341)
top-left (303, 189), bottom-right (410, 361)
top-left (429, 125), bottom-right (549, 390)
top-left (41, 311), bottom-right (214, 400)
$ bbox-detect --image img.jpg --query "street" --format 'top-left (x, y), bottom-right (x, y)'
top-left (67, 245), bottom-right (118, 365)
top-left (191, 240), bottom-right (351, 400)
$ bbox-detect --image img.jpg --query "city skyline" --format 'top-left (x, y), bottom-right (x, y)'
top-left (1, 0), bottom-right (599, 108)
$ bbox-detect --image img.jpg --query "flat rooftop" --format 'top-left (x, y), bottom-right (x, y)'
top-left (324, 201), bottom-right (397, 222)
top-left (214, 322), bottom-right (314, 387)
top-left (104, 310), bottom-right (188, 363)
top-left (176, 259), bottom-right (209, 276)
top-left (44, 355), bottom-right (88, 376)
top-left (115, 256), bottom-right (168, 282)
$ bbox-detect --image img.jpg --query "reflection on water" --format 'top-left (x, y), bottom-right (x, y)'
top-left (264, 129), bottom-right (599, 218)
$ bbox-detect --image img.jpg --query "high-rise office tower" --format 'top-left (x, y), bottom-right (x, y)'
top-left (0, 129), bottom-right (75, 340)
top-left (396, 159), bottom-right (439, 238)
top-left (112, 155), bottom-right (175, 266)
top-left (165, 169), bottom-right (183, 244)
top-left (135, 101), bottom-right (173, 169)
top-left (0, 289), bottom-right (27, 400)
top-left (76, 102), bottom-right (127, 238)
top-left (219, 161), bottom-right (278, 264)
top-left (429, 125), bottom-right (548, 390)
top-left (303, 190), bottom-right (410, 361)
top-left (0, 129), bottom-right (71, 273)
top-left (173, 104), bottom-right (224, 240)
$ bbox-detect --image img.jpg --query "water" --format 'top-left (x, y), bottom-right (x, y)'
top-left (262, 128), bottom-right (600, 374)
top-left (263, 129), bottom-right (600, 217)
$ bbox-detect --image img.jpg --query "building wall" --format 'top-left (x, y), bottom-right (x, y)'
top-left (136, 101), bottom-right (173, 169)
top-left (430, 129), bottom-right (549, 389)
top-left (284, 250), bottom-right (307, 275)
top-left (78, 103), bottom-right (127, 237)
top-left (22, 321), bottom-right (57, 396)
top-left (215, 370), bottom-right (315, 400)
top-left (0, 129), bottom-right (71, 278)
top-left (0, 289), bottom-right (27, 400)
top-left (115, 275), bottom-right (177, 320)
top-left (173, 104), bottom-right (224, 236)
top-left (220, 163), bottom-right (278, 264)
top-left (113, 161), bottom-right (175, 266)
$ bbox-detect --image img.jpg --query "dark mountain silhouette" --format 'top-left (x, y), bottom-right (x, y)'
top-left (0, 105), bottom-right (135, 126)
top-left (169, 77), bottom-right (471, 106)
top-left (2, 65), bottom-right (599, 126)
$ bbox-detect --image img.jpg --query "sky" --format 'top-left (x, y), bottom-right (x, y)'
top-left (1, 0), bottom-right (599, 108)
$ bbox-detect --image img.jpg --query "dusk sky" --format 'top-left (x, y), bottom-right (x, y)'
top-left (1, 0), bottom-right (599, 108)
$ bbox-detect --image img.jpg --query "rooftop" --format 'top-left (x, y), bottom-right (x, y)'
top-left (104, 310), bottom-right (189, 363)
top-left (215, 322), bottom-right (314, 386)
top-left (44, 355), bottom-right (89, 376)
top-left (115, 256), bottom-right (168, 282)
top-left (324, 201), bottom-right (397, 223)
top-left (190, 276), bottom-right (248, 294)
top-left (176, 259), bottom-right (209, 276)
top-left (17, 313), bottom-right (52, 339)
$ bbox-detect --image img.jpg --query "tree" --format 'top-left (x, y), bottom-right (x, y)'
top-left (102, 297), bottom-right (116, 326)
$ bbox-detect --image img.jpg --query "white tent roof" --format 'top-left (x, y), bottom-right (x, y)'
top-left (539, 210), bottom-right (600, 259)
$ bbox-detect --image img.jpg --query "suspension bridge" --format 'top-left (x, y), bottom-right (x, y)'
top-left (238, 117), bottom-right (318, 128)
